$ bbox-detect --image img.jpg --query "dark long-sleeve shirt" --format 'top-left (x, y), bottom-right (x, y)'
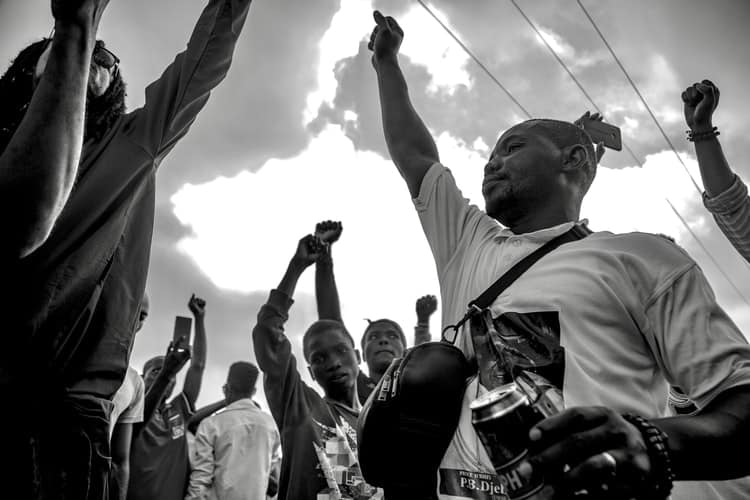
top-left (252, 289), bottom-right (382, 500)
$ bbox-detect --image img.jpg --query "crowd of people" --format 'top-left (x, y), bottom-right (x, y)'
top-left (2, 0), bottom-right (750, 499)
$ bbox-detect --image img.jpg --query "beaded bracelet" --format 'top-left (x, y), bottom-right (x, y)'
top-left (622, 413), bottom-right (675, 500)
top-left (687, 126), bottom-right (720, 142)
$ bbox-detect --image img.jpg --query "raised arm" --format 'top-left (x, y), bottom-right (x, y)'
top-left (683, 80), bottom-right (750, 263)
top-left (0, 0), bottom-right (110, 259)
top-left (182, 294), bottom-right (207, 407)
top-left (251, 235), bottom-right (324, 426)
top-left (414, 294), bottom-right (437, 345)
top-left (683, 80), bottom-right (733, 197)
top-left (315, 221), bottom-right (343, 322)
top-left (368, 11), bottom-right (439, 198)
top-left (127, 0), bottom-right (253, 162)
top-left (138, 338), bottom-right (190, 434)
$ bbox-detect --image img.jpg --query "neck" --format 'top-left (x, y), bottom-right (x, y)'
top-left (368, 366), bottom-right (386, 384)
top-left (326, 384), bottom-right (357, 408)
top-left (504, 202), bottom-right (580, 234)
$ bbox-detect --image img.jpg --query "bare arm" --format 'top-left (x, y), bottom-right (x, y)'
top-left (109, 422), bottom-right (132, 500)
top-left (682, 80), bottom-right (733, 197)
top-left (136, 339), bottom-right (190, 434)
top-left (0, 1), bottom-right (110, 259)
top-left (369, 11), bottom-right (438, 198)
top-left (187, 399), bottom-right (227, 435)
top-left (183, 295), bottom-right (207, 407)
top-left (315, 221), bottom-right (343, 321)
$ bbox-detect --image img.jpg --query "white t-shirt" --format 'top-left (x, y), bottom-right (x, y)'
top-left (414, 163), bottom-right (750, 500)
top-left (109, 365), bottom-right (145, 438)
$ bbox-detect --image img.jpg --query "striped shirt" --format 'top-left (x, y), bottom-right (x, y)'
top-left (703, 174), bottom-right (750, 263)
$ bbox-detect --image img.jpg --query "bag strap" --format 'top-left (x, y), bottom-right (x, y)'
top-left (442, 223), bottom-right (591, 343)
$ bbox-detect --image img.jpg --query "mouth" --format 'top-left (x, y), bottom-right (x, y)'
top-left (329, 372), bottom-right (349, 384)
top-left (374, 349), bottom-right (394, 357)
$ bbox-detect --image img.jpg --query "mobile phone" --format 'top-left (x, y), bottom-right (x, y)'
top-left (580, 118), bottom-right (622, 151)
top-left (173, 316), bottom-right (192, 345)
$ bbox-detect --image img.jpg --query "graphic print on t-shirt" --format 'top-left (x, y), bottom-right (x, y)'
top-left (440, 309), bottom-right (564, 499)
top-left (312, 417), bottom-right (382, 500)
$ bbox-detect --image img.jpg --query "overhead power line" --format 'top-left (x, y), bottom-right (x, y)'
top-left (506, 0), bottom-right (750, 307)
top-left (411, 0), bottom-right (750, 306)
top-left (575, 0), bottom-right (703, 195)
top-left (415, 0), bottom-right (532, 119)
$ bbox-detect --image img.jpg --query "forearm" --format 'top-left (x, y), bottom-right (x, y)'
top-left (188, 399), bottom-right (227, 434)
top-left (192, 316), bottom-right (207, 370)
top-left (653, 386), bottom-right (750, 480)
top-left (316, 254), bottom-right (342, 321)
top-left (414, 322), bottom-right (431, 345)
top-left (277, 258), bottom-right (307, 298)
top-left (374, 55), bottom-right (438, 197)
top-left (111, 462), bottom-right (130, 500)
top-left (0, 23), bottom-right (97, 258)
top-left (694, 135), bottom-right (734, 197)
top-left (141, 372), bottom-right (175, 426)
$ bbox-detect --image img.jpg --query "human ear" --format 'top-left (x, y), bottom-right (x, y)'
top-left (562, 144), bottom-right (589, 172)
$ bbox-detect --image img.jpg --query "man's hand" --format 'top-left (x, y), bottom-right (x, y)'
top-left (293, 234), bottom-right (327, 268)
top-left (575, 111), bottom-right (606, 163)
top-left (682, 79), bottom-right (720, 132)
top-left (188, 294), bottom-right (206, 319)
top-left (52, 0), bottom-right (111, 27)
top-left (163, 336), bottom-right (191, 375)
top-left (368, 11), bottom-right (404, 66)
top-left (522, 406), bottom-right (651, 498)
top-left (416, 295), bottom-right (438, 323)
top-left (315, 220), bottom-right (343, 245)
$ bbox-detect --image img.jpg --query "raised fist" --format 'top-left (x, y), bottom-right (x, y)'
top-left (682, 79), bottom-right (720, 131)
top-left (367, 11), bottom-right (404, 66)
top-left (52, 0), bottom-right (111, 27)
top-left (188, 294), bottom-right (206, 318)
top-left (416, 294), bottom-right (438, 322)
top-left (294, 234), bottom-right (327, 267)
top-left (315, 220), bottom-right (343, 245)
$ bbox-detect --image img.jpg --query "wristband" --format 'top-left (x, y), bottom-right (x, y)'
top-left (687, 126), bottom-right (719, 142)
top-left (621, 413), bottom-right (674, 500)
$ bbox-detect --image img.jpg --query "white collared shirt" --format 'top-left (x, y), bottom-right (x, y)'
top-left (186, 399), bottom-right (281, 500)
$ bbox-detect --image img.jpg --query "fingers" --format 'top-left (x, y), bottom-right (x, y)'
top-left (595, 142), bottom-right (605, 162)
top-left (384, 15), bottom-right (404, 36)
top-left (590, 112), bottom-right (603, 122)
top-left (531, 406), bottom-right (612, 445)
top-left (373, 10), bottom-right (389, 30)
top-left (563, 452), bottom-right (620, 496)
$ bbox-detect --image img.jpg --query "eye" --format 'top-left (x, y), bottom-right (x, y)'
top-left (507, 143), bottom-right (523, 153)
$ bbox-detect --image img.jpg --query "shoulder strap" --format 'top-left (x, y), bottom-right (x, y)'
top-left (442, 224), bottom-right (591, 343)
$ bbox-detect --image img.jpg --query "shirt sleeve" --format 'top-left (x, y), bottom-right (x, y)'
top-left (125, 0), bottom-right (252, 163)
top-left (703, 174), bottom-right (750, 263)
top-left (117, 371), bottom-right (145, 424)
top-left (646, 264), bottom-right (750, 409)
top-left (413, 163), bottom-right (498, 277)
top-left (185, 419), bottom-right (215, 500)
top-left (251, 289), bottom-right (311, 430)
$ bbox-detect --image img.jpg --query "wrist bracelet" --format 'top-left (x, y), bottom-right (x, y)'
top-left (622, 413), bottom-right (674, 499)
top-left (687, 126), bottom-right (719, 142)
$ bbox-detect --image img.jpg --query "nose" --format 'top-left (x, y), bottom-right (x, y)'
top-left (326, 357), bottom-right (343, 372)
top-left (484, 157), bottom-right (501, 175)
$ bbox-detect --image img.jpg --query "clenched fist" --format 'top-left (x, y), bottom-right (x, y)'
top-left (367, 11), bottom-right (404, 66)
top-left (682, 79), bottom-right (720, 132)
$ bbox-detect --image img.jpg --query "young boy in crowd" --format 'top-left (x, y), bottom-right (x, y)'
top-left (252, 233), bottom-right (382, 500)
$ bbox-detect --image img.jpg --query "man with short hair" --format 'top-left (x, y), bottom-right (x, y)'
top-left (368, 11), bottom-right (750, 499)
top-left (186, 361), bottom-right (281, 500)
top-left (252, 234), bottom-right (382, 500)
top-left (128, 295), bottom-right (209, 500)
top-left (0, 0), bottom-right (253, 496)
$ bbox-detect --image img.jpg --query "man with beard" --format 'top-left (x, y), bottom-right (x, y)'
top-left (368, 10), bottom-right (750, 500)
top-left (0, 0), bottom-right (253, 497)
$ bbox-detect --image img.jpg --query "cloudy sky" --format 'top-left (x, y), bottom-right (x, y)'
top-left (2, 0), bottom-right (750, 409)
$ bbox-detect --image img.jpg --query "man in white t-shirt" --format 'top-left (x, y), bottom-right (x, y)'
top-left (367, 11), bottom-right (750, 500)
